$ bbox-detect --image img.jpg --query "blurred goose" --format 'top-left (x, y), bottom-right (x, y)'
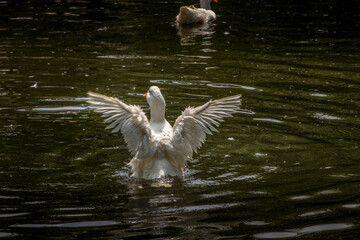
top-left (176, 0), bottom-right (217, 25)
top-left (88, 86), bottom-right (241, 179)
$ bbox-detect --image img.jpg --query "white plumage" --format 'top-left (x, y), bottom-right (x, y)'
top-left (176, 0), bottom-right (217, 25)
top-left (88, 86), bottom-right (241, 179)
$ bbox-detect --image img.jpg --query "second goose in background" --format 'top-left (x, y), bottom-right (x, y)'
top-left (176, 0), bottom-right (217, 25)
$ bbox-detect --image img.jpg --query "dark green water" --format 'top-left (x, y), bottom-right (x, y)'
top-left (1, 0), bottom-right (360, 239)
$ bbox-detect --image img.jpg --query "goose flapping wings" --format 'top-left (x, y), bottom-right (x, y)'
top-left (87, 92), bottom-right (152, 157)
top-left (87, 86), bottom-right (241, 179)
top-left (172, 95), bottom-right (241, 159)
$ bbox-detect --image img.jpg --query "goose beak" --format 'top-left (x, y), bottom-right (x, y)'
top-left (143, 93), bottom-right (147, 98)
top-left (213, 0), bottom-right (218, 2)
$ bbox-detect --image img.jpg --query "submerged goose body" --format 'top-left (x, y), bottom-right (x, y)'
top-left (88, 86), bottom-right (241, 179)
top-left (176, 0), bottom-right (217, 25)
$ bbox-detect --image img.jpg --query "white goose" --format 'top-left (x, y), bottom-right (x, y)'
top-left (87, 86), bottom-right (241, 179)
top-left (176, 0), bottom-right (217, 25)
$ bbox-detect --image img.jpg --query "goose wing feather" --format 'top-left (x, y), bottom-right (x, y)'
top-left (87, 92), bottom-right (151, 156)
top-left (172, 94), bottom-right (241, 158)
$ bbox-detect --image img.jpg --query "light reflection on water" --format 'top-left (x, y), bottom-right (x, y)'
top-left (1, 0), bottom-right (360, 239)
top-left (254, 223), bottom-right (354, 239)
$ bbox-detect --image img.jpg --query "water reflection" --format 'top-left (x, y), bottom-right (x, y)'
top-left (117, 178), bottom-right (244, 238)
top-left (176, 23), bottom-right (215, 46)
top-left (125, 179), bottom-right (184, 212)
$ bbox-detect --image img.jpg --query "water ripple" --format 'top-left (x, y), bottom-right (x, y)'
top-left (244, 221), bottom-right (271, 226)
top-left (298, 209), bottom-right (331, 217)
top-left (0, 213), bottom-right (29, 218)
top-left (11, 220), bottom-right (119, 228)
top-left (232, 174), bottom-right (261, 182)
top-left (97, 55), bottom-right (161, 60)
top-left (254, 223), bottom-right (353, 239)
top-left (0, 232), bottom-right (17, 238)
top-left (310, 93), bottom-right (328, 97)
top-left (313, 113), bottom-right (342, 120)
top-left (289, 195), bottom-right (313, 200)
top-left (207, 83), bottom-right (262, 91)
top-left (157, 203), bottom-right (241, 214)
top-left (253, 118), bottom-right (284, 124)
top-left (17, 106), bottom-right (88, 112)
top-left (342, 204), bottom-right (360, 209)
top-left (150, 79), bottom-right (193, 86)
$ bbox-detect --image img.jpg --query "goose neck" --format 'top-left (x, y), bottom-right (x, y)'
top-left (200, 0), bottom-right (211, 10)
top-left (150, 105), bottom-right (166, 122)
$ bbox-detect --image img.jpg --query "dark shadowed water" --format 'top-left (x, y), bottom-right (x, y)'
top-left (1, 0), bottom-right (360, 239)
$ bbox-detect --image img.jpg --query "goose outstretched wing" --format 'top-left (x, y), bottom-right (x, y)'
top-left (172, 94), bottom-right (241, 159)
top-left (87, 92), bottom-right (151, 156)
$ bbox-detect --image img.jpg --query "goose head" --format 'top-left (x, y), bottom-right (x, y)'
top-left (144, 86), bottom-right (166, 122)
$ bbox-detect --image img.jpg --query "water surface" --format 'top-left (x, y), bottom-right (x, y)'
top-left (1, 0), bottom-right (360, 239)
